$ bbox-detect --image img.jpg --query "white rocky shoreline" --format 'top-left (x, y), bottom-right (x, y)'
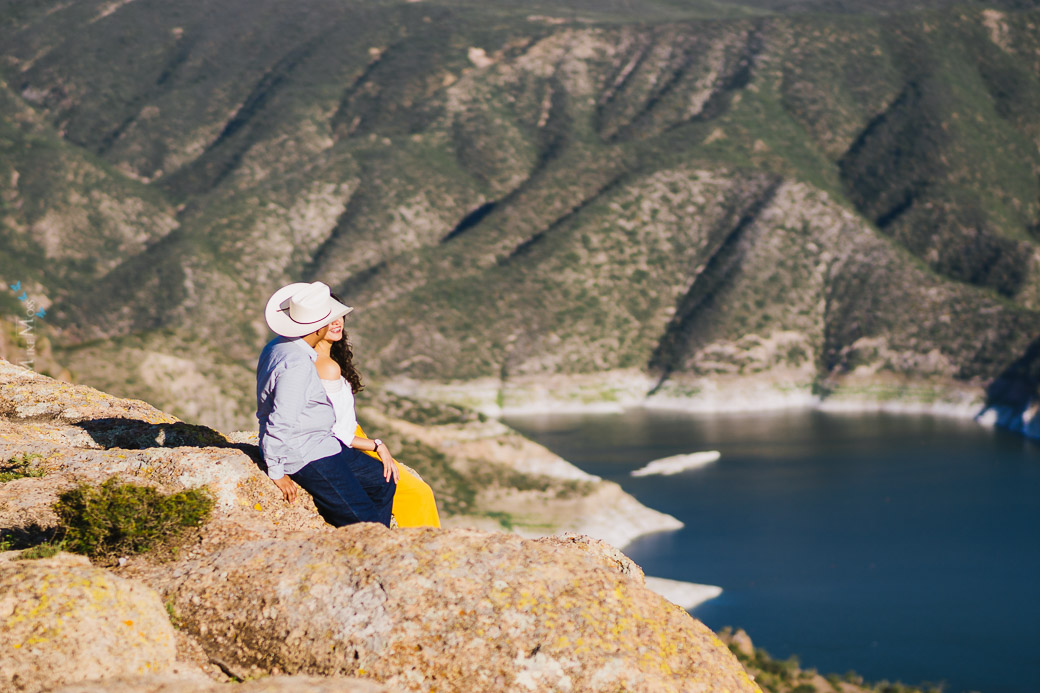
top-left (384, 370), bottom-right (994, 422)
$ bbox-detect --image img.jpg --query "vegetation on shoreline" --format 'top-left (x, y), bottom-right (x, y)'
top-left (719, 628), bottom-right (946, 693)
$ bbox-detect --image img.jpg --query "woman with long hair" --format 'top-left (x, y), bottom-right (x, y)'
top-left (313, 303), bottom-right (441, 528)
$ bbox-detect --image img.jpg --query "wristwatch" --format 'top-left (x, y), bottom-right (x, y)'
top-left (372, 439), bottom-right (383, 451)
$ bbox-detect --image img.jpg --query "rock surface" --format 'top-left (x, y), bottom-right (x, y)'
top-left (145, 525), bottom-right (757, 693)
top-left (50, 674), bottom-right (395, 693)
top-left (0, 360), bottom-right (334, 537)
top-left (0, 359), bottom-right (758, 692)
top-left (0, 553), bottom-right (179, 693)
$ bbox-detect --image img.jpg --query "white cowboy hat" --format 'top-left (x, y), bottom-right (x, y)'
top-left (265, 281), bottom-right (353, 338)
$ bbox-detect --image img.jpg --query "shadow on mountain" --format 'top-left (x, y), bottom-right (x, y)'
top-left (442, 201), bottom-right (498, 243)
top-left (980, 335), bottom-right (1040, 430)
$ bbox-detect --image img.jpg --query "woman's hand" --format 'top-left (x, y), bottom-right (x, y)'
top-left (374, 441), bottom-right (400, 484)
top-left (272, 475), bottom-right (297, 503)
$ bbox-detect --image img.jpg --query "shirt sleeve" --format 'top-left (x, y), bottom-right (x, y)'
top-left (261, 362), bottom-right (314, 480)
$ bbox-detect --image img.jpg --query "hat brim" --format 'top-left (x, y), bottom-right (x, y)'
top-left (265, 283), bottom-right (353, 338)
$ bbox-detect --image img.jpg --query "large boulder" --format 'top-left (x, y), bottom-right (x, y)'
top-left (148, 525), bottom-right (758, 693)
top-left (49, 674), bottom-right (396, 692)
top-left (0, 553), bottom-right (179, 693)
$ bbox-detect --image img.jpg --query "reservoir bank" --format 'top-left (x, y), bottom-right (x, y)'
top-left (506, 409), bottom-right (1040, 693)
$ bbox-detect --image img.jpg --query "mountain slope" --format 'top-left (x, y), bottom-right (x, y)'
top-left (0, 0), bottom-right (1038, 426)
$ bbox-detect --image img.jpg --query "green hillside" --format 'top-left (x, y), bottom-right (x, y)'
top-left (1, 0), bottom-right (1039, 427)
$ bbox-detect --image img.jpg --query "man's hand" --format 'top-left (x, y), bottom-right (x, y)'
top-left (272, 475), bottom-right (297, 503)
top-left (375, 442), bottom-right (400, 484)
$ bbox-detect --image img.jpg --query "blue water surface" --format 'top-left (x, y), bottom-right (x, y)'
top-left (505, 409), bottom-right (1040, 693)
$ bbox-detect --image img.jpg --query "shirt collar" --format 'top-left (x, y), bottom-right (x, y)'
top-left (289, 337), bottom-right (318, 363)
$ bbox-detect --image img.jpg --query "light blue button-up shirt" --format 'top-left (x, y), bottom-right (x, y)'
top-left (256, 336), bottom-right (341, 479)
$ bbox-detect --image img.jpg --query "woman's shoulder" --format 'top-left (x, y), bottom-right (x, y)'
top-left (315, 354), bottom-right (342, 380)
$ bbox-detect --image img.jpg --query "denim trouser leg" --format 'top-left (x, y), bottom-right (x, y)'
top-left (290, 445), bottom-right (396, 527)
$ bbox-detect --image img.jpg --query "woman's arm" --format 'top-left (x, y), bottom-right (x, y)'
top-left (352, 436), bottom-right (399, 483)
top-left (350, 435), bottom-right (379, 453)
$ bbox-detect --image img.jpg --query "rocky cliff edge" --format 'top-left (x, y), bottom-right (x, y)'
top-left (0, 359), bottom-right (759, 692)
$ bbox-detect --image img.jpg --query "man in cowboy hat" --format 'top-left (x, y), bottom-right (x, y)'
top-left (256, 281), bottom-right (396, 526)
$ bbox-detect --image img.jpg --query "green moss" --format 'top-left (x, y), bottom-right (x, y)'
top-left (164, 599), bottom-right (181, 628)
top-left (18, 543), bottom-right (61, 560)
top-left (53, 479), bottom-right (214, 558)
top-left (0, 453), bottom-right (45, 482)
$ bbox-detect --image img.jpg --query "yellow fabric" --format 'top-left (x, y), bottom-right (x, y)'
top-left (356, 424), bottom-right (441, 528)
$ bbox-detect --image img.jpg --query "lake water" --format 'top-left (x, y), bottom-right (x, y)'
top-left (505, 409), bottom-right (1040, 693)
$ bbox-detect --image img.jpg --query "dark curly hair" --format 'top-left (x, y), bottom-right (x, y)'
top-left (330, 293), bottom-right (364, 394)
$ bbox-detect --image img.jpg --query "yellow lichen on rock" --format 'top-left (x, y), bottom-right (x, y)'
top-left (0, 554), bottom-right (178, 693)
top-left (0, 360), bottom-right (178, 426)
top-left (0, 358), bottom-right (759, 692)
top-left (147, 526), bottom-right (759, 693)
top-left (47, 674), bottom-right (397, 692)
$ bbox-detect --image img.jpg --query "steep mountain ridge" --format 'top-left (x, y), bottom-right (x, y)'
top-left (0, 0), bottom-right (1039, 427)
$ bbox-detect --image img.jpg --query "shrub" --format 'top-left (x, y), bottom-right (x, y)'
top-left (53, 478), bottom-right (214, 558)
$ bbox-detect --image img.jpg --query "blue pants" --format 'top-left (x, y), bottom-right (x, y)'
top-left (290, 444), bottom-right (396, 527)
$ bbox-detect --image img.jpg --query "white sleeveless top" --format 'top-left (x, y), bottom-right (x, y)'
top-left (320, 376), bottom-right (358, 446)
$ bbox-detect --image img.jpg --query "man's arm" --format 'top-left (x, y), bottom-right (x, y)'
top-left (261, 362), bottom-right (315, 482)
